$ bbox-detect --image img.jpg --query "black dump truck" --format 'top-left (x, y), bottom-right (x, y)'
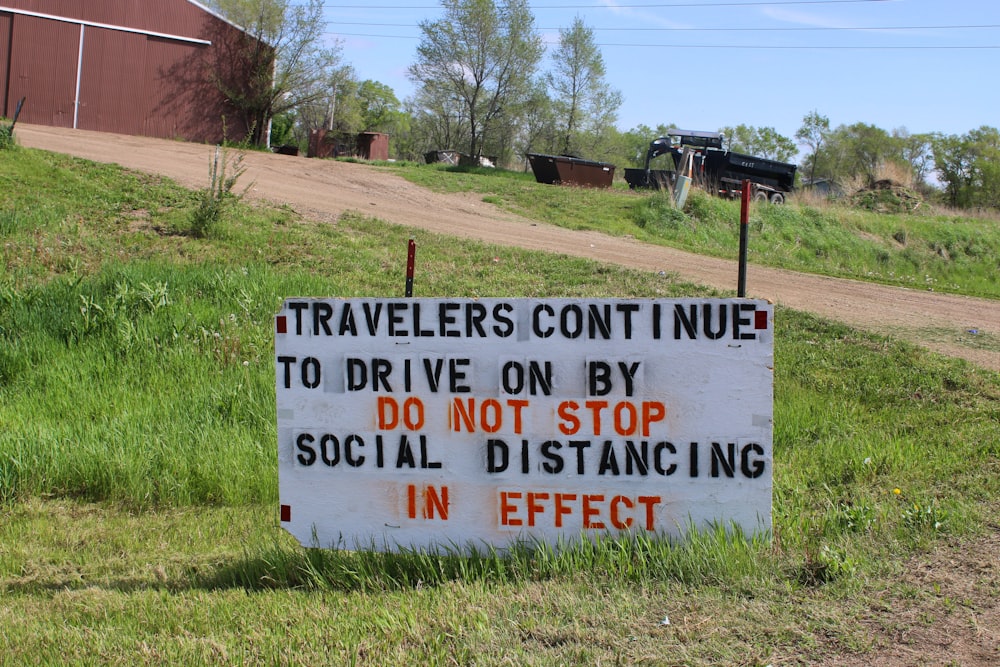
top-left (624, 129), bottom-right (797, 204)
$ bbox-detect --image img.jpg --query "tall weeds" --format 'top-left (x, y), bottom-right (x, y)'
top-left (0, 125), bottom-right (14, 151)
top-left (191, 145), bottom-right (249, 237)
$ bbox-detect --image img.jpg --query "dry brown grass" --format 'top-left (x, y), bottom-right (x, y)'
top-left (841, 160), bottom-right (917, 193)
top-left (789, 186), bottom-right (839, 207)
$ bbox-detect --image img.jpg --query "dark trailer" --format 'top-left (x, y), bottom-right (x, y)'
top-left (625, 129), bottom-right (797, 204)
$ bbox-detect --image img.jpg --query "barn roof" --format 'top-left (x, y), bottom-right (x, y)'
top-left (185, 0), bottom-right (256, 37)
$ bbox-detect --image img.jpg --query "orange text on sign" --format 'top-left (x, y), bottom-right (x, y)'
top-left (450, 397), bottom-right (530, 434)
top-left (557, 400), bottom-right (666, 436)
top-left (499, 491), bottom-right (661, 531)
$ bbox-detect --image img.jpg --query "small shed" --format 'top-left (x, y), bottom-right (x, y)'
top-left (308, 130), bottom-right (390, 160)
top-left (357, 132), bottom-right (389, 161)
top-left (802, 178), bottom-right (843, 198)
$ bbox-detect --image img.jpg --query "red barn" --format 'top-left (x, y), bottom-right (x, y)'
top-left (0, 1), bottom-right (267, 143)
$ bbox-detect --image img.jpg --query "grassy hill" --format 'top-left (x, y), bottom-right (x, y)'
top-left (1, 147), bottom-right (998, 665)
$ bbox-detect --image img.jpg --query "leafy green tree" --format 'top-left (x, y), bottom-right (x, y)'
top-left (293, 65), bottom-right (361, 135)
top-left (795, 110), bottom-right (830, 183)
top-left (978, 157), bottom-right (1000, 209)
top-left (893, 128), bottom-right (935, 190)
top-left (514, 81), bottom-right (557, 163)
top-left (409, 0), bottom-right (544, 162)
top-left (720, 125), bottom-right (796, 162)
top-left (404, 81), bottom-right (471, 157)
top-left (933, 126), bottom-right (1000, 209)
top-left (545, 17), bottom-right (623, 158)
top-left (384, 103), bottom-right (420, 161)
top-left (806, 121), bottom-right (938, 190)
top-left (610, 124), bottom-right (679, 169)
top-left (357, 81), bottom-right (402, 133)
top-left (268, 112), bottom-right (296, 147)
top-left (621, 125), bottom-right (658, 167)
top-left (821, 122), bottom-right (897, 185)
top-left (933, 133), bottom-right (973, 206)
top-left (205, 0), bottom-right (346, 148)
top-left (332, 79), bottom-right (414, 159)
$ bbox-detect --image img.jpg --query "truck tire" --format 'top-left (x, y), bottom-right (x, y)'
top-left (753, 190), bottom-right (768, 203)
top-left (769, 192), bottom-right (785, 205)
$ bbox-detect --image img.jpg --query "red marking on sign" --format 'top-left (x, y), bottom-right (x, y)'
top-left (276, 315), bottom-right (287, 334)
top-left (755, 311), bottom-right (768, 330)
top-left (280, 504), bottom-right (291, 522)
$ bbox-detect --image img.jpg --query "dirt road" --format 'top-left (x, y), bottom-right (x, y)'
top-left (17, 124), bottom-right (999, 371)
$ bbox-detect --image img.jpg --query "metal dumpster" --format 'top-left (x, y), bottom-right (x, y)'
top-left (527, 153), bottom-right (615, 188)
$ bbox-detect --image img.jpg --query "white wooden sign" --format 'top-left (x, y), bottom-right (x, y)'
top-left (276, 298), bottom-right (773, 552)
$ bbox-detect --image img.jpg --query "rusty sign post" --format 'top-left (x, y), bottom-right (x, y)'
top-left (405, 238), bottom-right (416, 298)
top-left (738, 180), bottom-right (752, 298)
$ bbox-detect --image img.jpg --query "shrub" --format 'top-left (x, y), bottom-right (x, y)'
top-left (190, 146), bottom-right (249, 237)
top-left (634, 191), bottom-right (690, 234)
top-left (0, 125), bottom-right (14, 151)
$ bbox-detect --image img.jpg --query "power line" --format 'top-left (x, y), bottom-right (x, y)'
top-left (322, 0), bottom-right (893, 9)
top-left (326, 32), bottom-right (1000, 49)
top-left (592, 43), bottom-right (1000, 49)
top-left (326, 21), bottom-right (1000, 33)
top-left (320, 2), bottom-right (998, 49)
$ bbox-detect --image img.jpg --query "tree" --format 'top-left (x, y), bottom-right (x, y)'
top-left (720, 125), bottom-right (796, 162)
top-left (357, 81), bottom-right (401, 133)
top-left (205, 0), bottom-right (346, 148)
top-left (933, 126), bottom-right (1000, 209)
top-left (293, 64), bottom-right (361, 137)
top-left (545, 17), bottom-right (623, 158)
top-left (408, 0), bottom-right (544, 162)
top-left (354, 81), bottom-right (413, 159)
top-left (821, 122), bottom-right (897, 185)
top-left (933, 133), bottom-right (972, 207)
top-left (893, 128), bottom-right (935, 190)
top-left (795, 110), bottom-right (830, 183)
top-left (404, 81), bottom-right (471, 156)
top-left (609, 124), bottom-right (680, 169)
top-left (514, 81), bottom-right (557, 165)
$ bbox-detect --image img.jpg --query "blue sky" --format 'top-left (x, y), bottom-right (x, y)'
top-left (321, 0), bottom-right (999, 158)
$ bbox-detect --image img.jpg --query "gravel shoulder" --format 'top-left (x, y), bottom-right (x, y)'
top-left (18, 123), bottom-right (999, 372)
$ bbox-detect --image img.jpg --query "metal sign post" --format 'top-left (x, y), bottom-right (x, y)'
top-left (405, 238), bottom-right (416, 298)
top-left (738, 180), bottom-right (751, 298)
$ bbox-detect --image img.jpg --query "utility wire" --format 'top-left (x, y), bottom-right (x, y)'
top-left (592, 43), bottom-right (1000, 49)
top-left (326, 32), bottom-right (1000, 48)
top-left (326, 21), bottom-right (1000, 33)
top-left (320, 0), bottom-right (892, 9)
top-left (320, 2), bottom-right (995, 48)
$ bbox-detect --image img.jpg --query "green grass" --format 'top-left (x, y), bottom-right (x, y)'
top-left (392, 163), bottom-right (1000, 299)
top-left (1, 147), bottom-right (998, 664)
